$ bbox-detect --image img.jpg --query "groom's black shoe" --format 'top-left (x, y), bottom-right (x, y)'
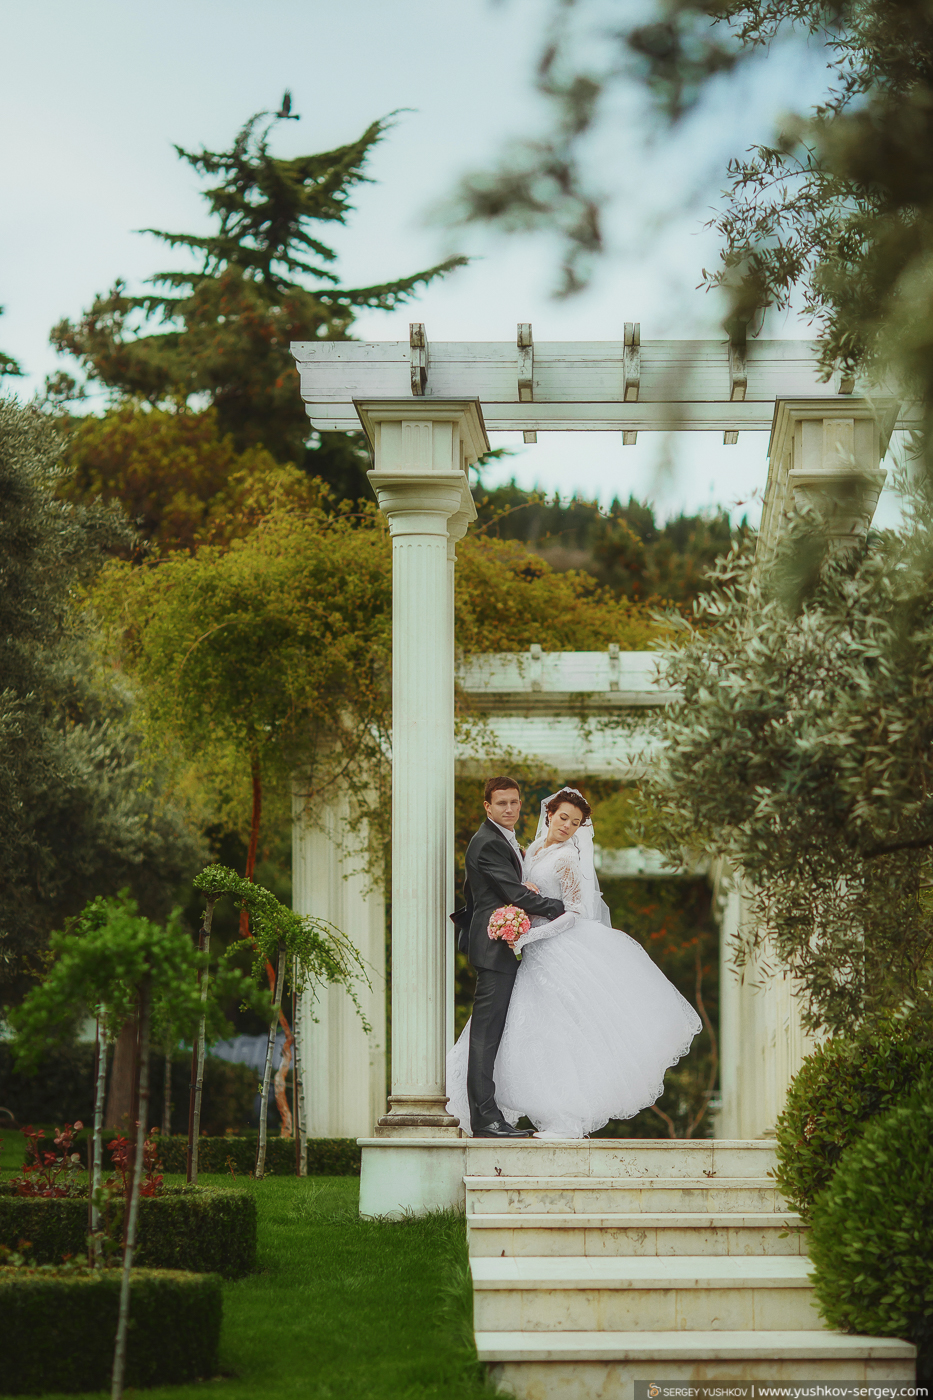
top-left (473, 1119), bottom-right (534, 1138)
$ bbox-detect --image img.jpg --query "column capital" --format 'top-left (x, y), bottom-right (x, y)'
top-left (367, 473), bottom-right (469, 537)
top-left (355, 397), bottom-right (489, 476)
top-left (760, 397), bottom-right (894, 556)
top-left (360, 398), bottom-right (480, 539)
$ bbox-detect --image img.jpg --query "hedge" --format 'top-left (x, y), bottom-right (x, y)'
top-left (154, 1133), bottom-right (362, 1177)
top-left (809, 1084), bottom-right (933, 1384)
top-left (0, 1042), bottom-right (96, 1125)
top-left (0, 1185), bottom-right (256, 1278)
top-left (2, 1045), bottom-right (256, 1135)
top-left (773, 1022), bottom-right (933, 1218)
top-left (0, 1267), bottom-right (221, 1394)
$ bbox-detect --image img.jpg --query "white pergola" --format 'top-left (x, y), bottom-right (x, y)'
top-left (290, 327), bottom-right (900, 1214)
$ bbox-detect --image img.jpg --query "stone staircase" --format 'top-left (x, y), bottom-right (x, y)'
top-left (464, 1139), bottom-right (915, 1398)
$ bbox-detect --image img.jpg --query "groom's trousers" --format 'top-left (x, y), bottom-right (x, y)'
top-left (467, 967), bottom-right (517, 1130)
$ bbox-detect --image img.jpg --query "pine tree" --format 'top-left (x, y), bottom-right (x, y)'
top-left (52, 109), bottom-right (466, 478)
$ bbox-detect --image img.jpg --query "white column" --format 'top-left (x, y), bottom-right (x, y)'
top-left (724, 397), bottom-right (890, 1136)
top-left (358, 400), bottom-right (483, 1135)
top-left (292, 783), bottom-right (386, 1138)
top-left (760, 398), bottom-right (890, 557)
top-left (446, 510), bottom-right (472, 1052)
top-left (713, 867), bottom-right (742, 1141)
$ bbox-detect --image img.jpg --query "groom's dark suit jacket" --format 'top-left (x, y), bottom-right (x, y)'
top-left (453, 819), bottom-right (565, 973)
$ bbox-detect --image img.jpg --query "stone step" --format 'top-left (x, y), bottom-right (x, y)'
top-left (465, 1176), bottom-right (790, 1216)
top-left (461, 1138), bottom-right (777, 1181)
top-left (467, 1211), bottom-right (807, 1257)
top-left (470, 1255), bottom-right (821, 1333)
top-left (476, 1330), bottom-right (917, 1395)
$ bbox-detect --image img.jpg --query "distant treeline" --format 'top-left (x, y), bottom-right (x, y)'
top-left (474, 479), bottom-right (749, 606)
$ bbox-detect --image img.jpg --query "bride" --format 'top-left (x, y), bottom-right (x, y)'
top-left (446, 787), bottom-right (703, 1139)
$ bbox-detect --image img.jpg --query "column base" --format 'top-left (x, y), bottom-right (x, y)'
top-left (375, 1094), bottom-right (461, 1138)
top-left (359, 1137), bottom-right (466, 1217)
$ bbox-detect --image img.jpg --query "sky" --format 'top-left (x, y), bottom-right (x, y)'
top-left (0, 0), bottom-right (905, 526)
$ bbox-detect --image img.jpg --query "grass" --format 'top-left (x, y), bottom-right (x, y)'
top-left (2, 1168), bottom-right (496, 1400)
top-left (1, 1124), bottom-right (35, 1171)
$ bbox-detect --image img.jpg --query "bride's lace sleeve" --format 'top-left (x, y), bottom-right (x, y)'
top-left (555, 846), bottom-right (587, 915)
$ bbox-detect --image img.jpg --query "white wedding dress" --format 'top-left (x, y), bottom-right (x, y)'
top-left (446, 802), bottom-right (703, 1138)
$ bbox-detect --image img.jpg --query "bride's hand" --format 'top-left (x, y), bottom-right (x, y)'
top-left (524, 881), bottom-right (539, 893)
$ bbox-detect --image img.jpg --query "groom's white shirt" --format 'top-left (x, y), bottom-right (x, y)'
top-left (489, 819), bottom-right (522, 865)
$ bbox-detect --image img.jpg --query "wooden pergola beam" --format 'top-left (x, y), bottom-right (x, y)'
top-left (292, 334), bottom-right (913, 435)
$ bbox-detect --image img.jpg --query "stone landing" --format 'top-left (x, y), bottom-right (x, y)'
top-left (358, 1136), bottom-right (785, 1219)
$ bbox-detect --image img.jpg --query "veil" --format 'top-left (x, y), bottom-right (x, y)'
top-left (533, 788), bottom-right (613, 928)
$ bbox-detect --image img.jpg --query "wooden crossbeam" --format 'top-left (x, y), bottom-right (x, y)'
top-left (517, 324), bottom-right (536, 444)
top-left (292, 337), bottom-right (911, 434)
top-left (409, 323), bottom-right (428, 396)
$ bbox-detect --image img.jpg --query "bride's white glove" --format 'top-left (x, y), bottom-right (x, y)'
top-left (513, 910), bottom-right (576, 953)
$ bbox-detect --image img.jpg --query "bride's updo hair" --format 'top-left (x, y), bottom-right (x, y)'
top-left (545, 788), bottom-right (592, 824)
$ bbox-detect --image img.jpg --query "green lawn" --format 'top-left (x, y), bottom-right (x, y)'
top-left (2, 1167), bottom-right (498, 1400)
top-left (1, 1124), bottom-right (36, 1171)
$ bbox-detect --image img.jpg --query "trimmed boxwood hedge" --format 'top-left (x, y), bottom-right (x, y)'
top-left (809, 1085), bottom-right (933, 1384)
top-left (0, 1185), bottom-right (256, 1278)
top-left (153, 1133), bottom-right (361, 1176)
top-left (774, 1023), bottom-right (933, 1218)
top-left (0, 1267), bottom-right (221, 1394)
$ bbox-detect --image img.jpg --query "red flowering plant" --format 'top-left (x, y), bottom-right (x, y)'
top-left (13, 1122), bottom-right (84, 1198)
top-left (105, 1128), bottom-right (164, 1197)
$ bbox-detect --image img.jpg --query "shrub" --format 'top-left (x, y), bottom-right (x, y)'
top-left (809, 1085), bottom-right (933, 1383)
top-left (306, 1138), bottom-right (363, 1176)
top-left (0, 1267), bottom-right (221, 1394)
top-left (154, 1133), bottom-right (361, 1176)
top-left (774, 1023), bottom-right (933, 1218)
top-left (0, 1043), bottom-right (96, 1124)
top-left (149, 1053), bottom-right (257, 1135)
top-left (0, 1046), bottom-right (256, 1137)
top-left (0, 1185), bottom-right (256, 1278)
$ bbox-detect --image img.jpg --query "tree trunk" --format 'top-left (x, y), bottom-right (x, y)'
top-left (187, 898), bottom-right (215, 1184)
top-left (273, 1031), bottom-right (294, 1137)
top-left (255, 944), bottom-right (286, 1179)
top-left (238, 751), bottom-right (262, 942)
top-left (111, 974), bottom-right (151, 1400)
top-left (90, 1016), bottom-right (108, 1265)
top-left (293, 980), bottom-right (307, 1177)
top-left (161, 1044), bottom-right (172, 1137)
top-left (236, 756), bottom-right (295, 1135)
top-left (105, 1018), bottom-right (137, 1130)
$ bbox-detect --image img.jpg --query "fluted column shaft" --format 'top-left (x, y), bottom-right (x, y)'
top-left (446, 513), bottom-right (471, 1053)
top-left (360, 400), bottom-right (484, 1135)
top-left (291, 781), bottom-right (386, 1138)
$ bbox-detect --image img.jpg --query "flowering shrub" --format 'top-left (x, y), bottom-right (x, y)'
top-left (13, 1123), bottom-right (84, 1198)
top-left (106, 1129), bottom-right (164, 1197)
top-left (487, 906), bottom-right (531, 947)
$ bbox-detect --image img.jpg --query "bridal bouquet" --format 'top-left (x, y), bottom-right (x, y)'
top-left (488, 905), bottom-right (530, 947)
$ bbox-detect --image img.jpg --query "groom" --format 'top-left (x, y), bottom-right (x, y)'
top-left (452, 776), bottom-right (565, 1138)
